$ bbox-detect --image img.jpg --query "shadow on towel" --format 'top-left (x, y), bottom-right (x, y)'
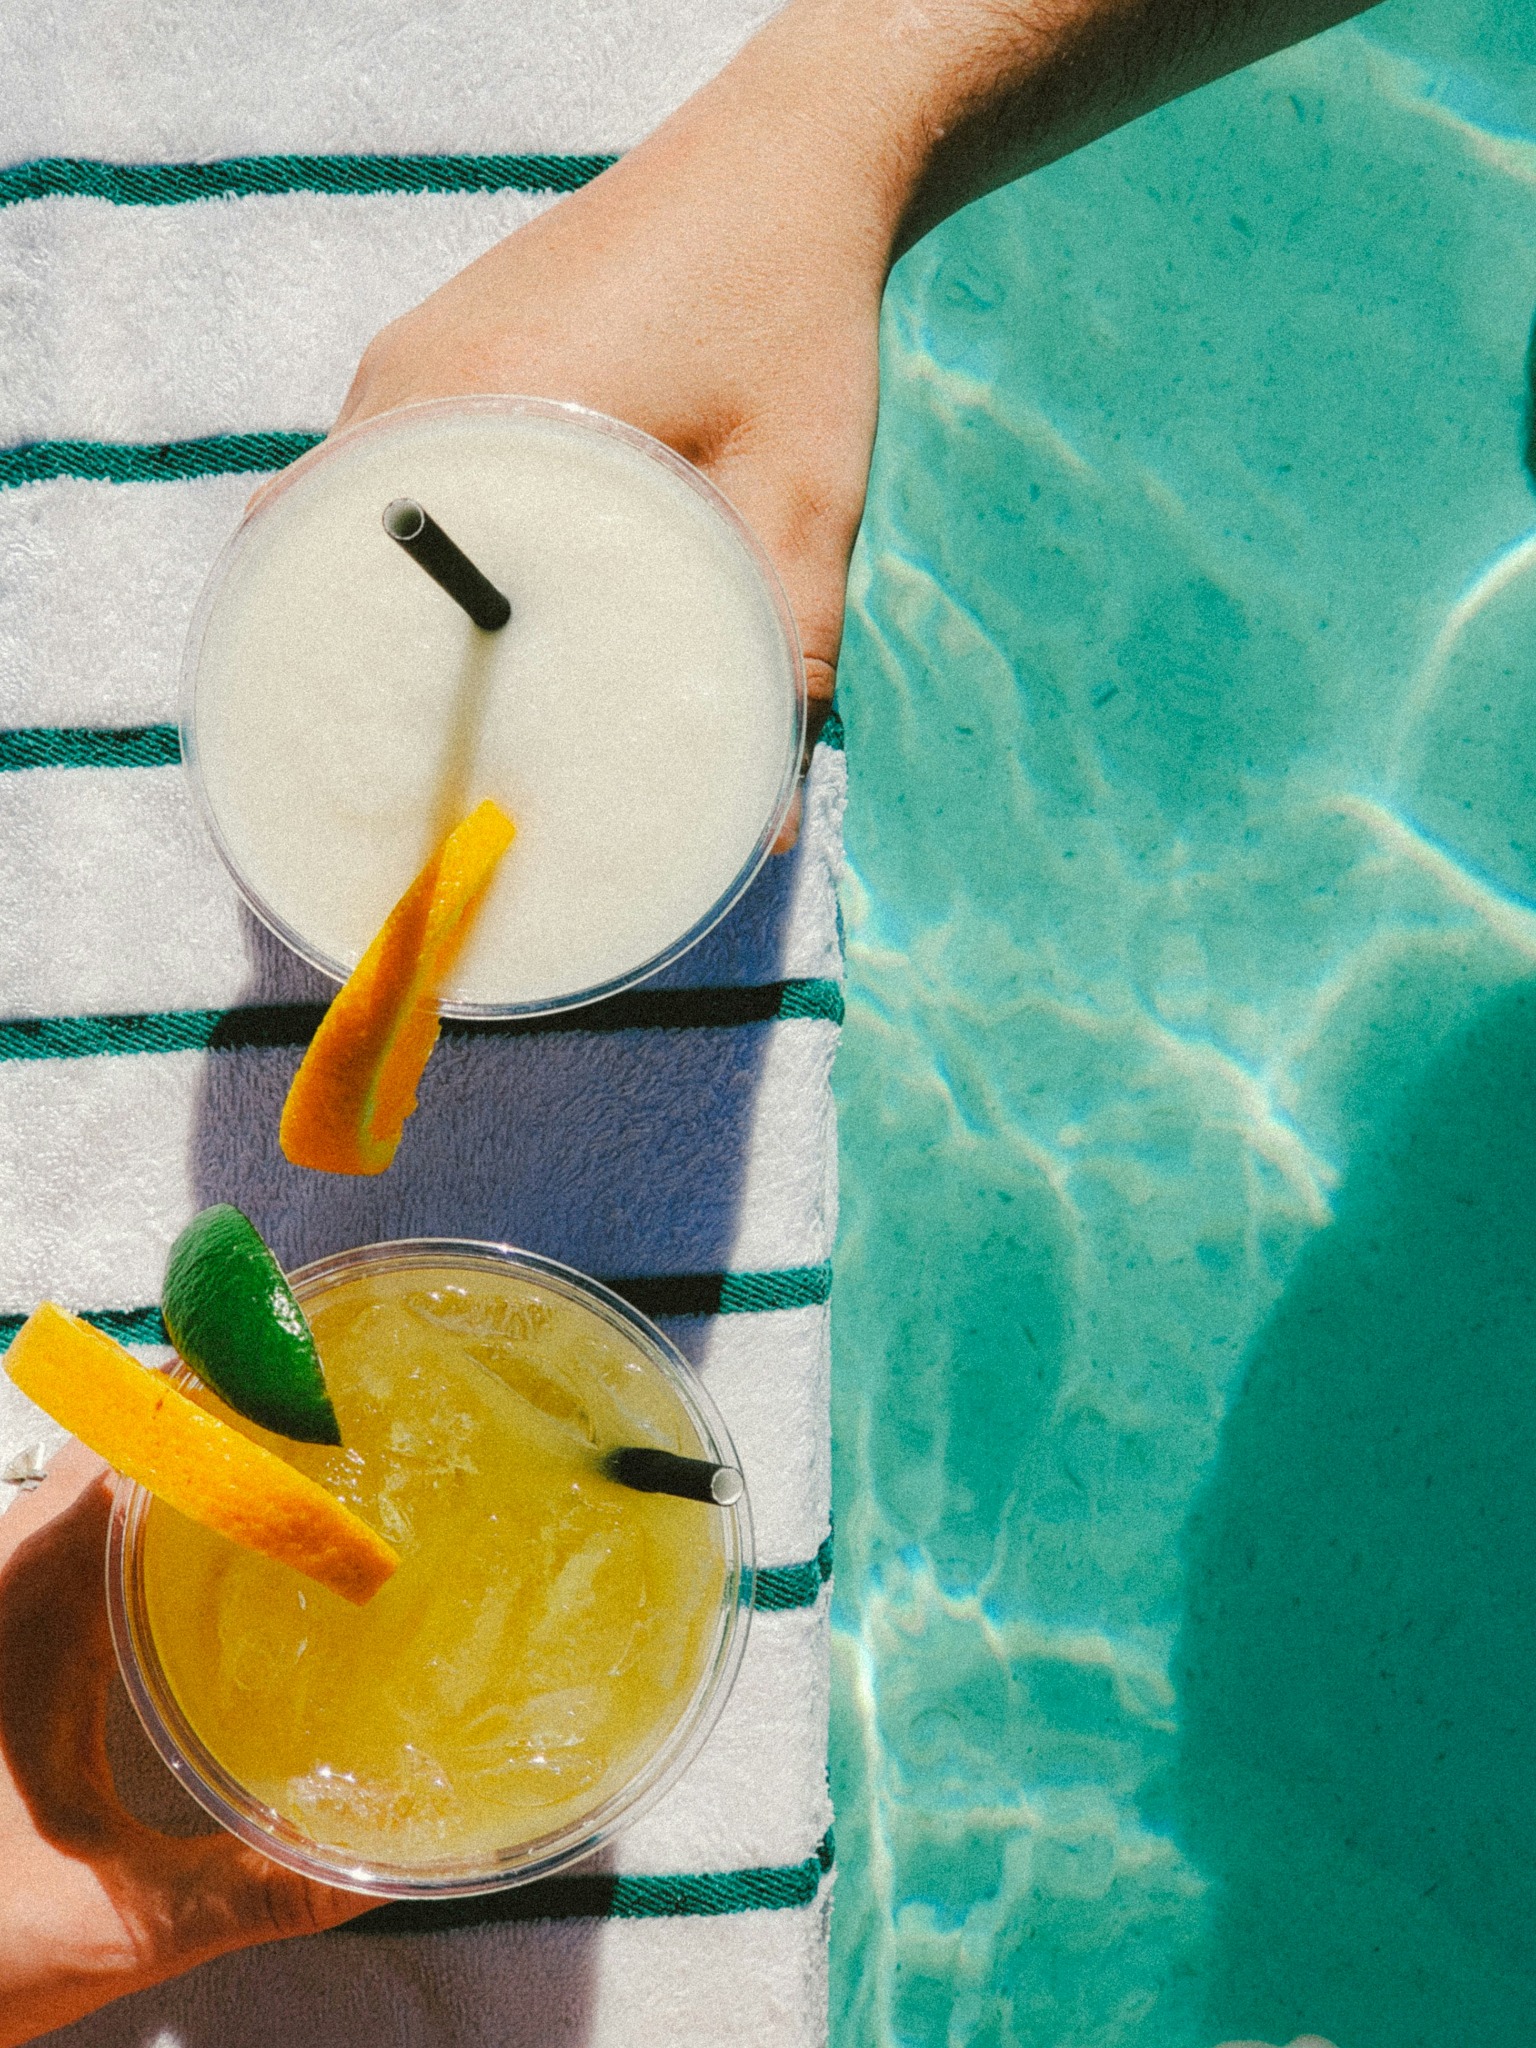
top-left (187, 845), bottom-right (822, 1279)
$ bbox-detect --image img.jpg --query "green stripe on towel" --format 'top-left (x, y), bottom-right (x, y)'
top-left (717, 1264), bottom-right (832, 1313)
top-left (0, 153), bottom-right (616, 209)
top-left (0, 1266), bottom-right (832, 1351)
top-left (616, 1265), bottom-right (833, 1318)
top-left (26, 1305), bottom-right (170, 1349)
top-left (744, 1532), bottom-right (834, 1613)
top-left (0, 432), bottom-right (323, 489)
top-left (0, 724), bottom-right (181, 771)
top-left (3, 719), bottom-right (841, 771)
top-left (351, 1830), bottom-right (833, 1934)
top-left (0, 982), bottom-right (843, 1062)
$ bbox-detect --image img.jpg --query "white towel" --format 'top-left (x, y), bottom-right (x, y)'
top-left (0, 3), bottom-right (841, 2041)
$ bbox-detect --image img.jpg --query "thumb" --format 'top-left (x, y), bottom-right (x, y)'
top-left (146, 1831), bottom-right (371, 1973)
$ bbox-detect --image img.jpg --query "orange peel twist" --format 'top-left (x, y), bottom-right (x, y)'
top-left (280, 798), bottom-right (516, 1176)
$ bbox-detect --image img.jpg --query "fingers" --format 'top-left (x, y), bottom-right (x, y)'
top-left (0, 1441), bottom-right (109, 1567)
top-left (803, 653), bottom-right (838, 719)
top-left (150, 1834), bottom-right (371, 1967)
top-left (0, 1461), bottom-right (124, 1856)
top-left (770, 651), bottom-right (839, 854)
top-left (0, 1440), bottom-right (368, 2012)
top-left (771, 784), bottom-right (805, 855)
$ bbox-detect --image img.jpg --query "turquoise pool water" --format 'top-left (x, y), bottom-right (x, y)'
top-left (829, 5), bottom-right (1536, 2043)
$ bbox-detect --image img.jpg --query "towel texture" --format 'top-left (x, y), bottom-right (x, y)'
top-left (0, 4), bottom-right (840, 2041)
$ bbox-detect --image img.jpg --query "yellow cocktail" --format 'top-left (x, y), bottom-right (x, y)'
top-left (110, 1241), bottom-right (751, 1893)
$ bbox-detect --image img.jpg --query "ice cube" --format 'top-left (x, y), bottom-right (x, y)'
top-left (490, 1748), bottom-right (602, 1810)
top-left (425, 1581), bottom-right (515, 1716)
top-left (374, 1486), bottom-right (412, 1548)
top-left (403, 1287), bottom-right (553, 1347)
top-left (215, 1566), bottom-right (309, 1696)
top-left (329, 1301), bottom-right (423, 1402)
top-left (458, 1338), bottom-right (598, 1444)
top-left (454, 1695), bottom-right (607, 1809)
top-left (285, 1745), bottom-right (454, 1848)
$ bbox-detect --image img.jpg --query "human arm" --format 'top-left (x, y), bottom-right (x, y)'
top-left (0, 1445), bottom-right (364, 2048)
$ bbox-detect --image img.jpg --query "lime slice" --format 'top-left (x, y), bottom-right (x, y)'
top-left (161, 1206), bottom-right (341, 1445)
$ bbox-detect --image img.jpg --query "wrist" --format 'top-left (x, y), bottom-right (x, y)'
top-left (730, 0), bottom-right (1052, 240)
top-left (611, 0), bottom-right (1010, 291)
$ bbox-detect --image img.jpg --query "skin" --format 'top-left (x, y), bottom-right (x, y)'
top-left (4, 0), bottom-right (1381, 2036)
top-left (0, 1446), bottom-right (363, 2047)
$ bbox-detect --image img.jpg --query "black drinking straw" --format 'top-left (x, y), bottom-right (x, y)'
top-left (383, 498), bottom-right (512, 631)
top-left (602, 1447), bottom-right (745, 1506)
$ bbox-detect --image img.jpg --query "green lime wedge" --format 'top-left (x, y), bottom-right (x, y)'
top-left (161, 1206), bottom-right (341, 1445)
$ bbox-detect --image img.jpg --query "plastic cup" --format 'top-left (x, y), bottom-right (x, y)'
top-left (181, 396), bottom-right (806, 1017)
top-left (107, 1238), bottom-right (753, 1898)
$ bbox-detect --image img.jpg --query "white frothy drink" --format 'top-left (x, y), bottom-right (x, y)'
top-left (188, 400), bottom-right (802, 1011)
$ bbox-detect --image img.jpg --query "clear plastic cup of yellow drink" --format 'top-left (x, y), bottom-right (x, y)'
top-left (106, 1239), bottom-right (752, 1897)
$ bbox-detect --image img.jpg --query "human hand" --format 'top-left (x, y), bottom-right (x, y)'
top-left (334, 156), bottom-right (874, 849)
top-left (337, 137), bottom-right (878, 728)
top-left (331, 10), bottom-right (924, 848)
top-left (0, 1443), bottom-right (365, 2048)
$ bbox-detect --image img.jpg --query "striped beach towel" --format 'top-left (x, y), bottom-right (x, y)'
top-left (0, 3), bottom-right (839, 2041)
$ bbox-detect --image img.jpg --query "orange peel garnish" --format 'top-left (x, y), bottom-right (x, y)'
top-left (280, 798), bottom-right (516, 1176)
top-left (6, 1304), bottom-right (398, 1605)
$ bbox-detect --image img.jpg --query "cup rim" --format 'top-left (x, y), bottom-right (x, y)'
top-left (106, 1235), bottom-right (754, 1898)
top-left (179, 394), bottom-right (808, 1020)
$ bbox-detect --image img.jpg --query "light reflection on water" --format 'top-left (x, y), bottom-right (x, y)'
top-left (830, 6), bottom-right (1536, 2043)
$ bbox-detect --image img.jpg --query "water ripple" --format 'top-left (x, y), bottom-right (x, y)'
top-left (833, 7), bottom-right (1536, 2041)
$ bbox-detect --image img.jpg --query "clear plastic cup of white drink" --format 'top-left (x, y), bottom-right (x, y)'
top-left (182, 397), bottom-right (806, 1016)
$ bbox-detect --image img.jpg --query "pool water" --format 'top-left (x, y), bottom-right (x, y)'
top-left (829, 5), bottom-right (1536, 2043)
